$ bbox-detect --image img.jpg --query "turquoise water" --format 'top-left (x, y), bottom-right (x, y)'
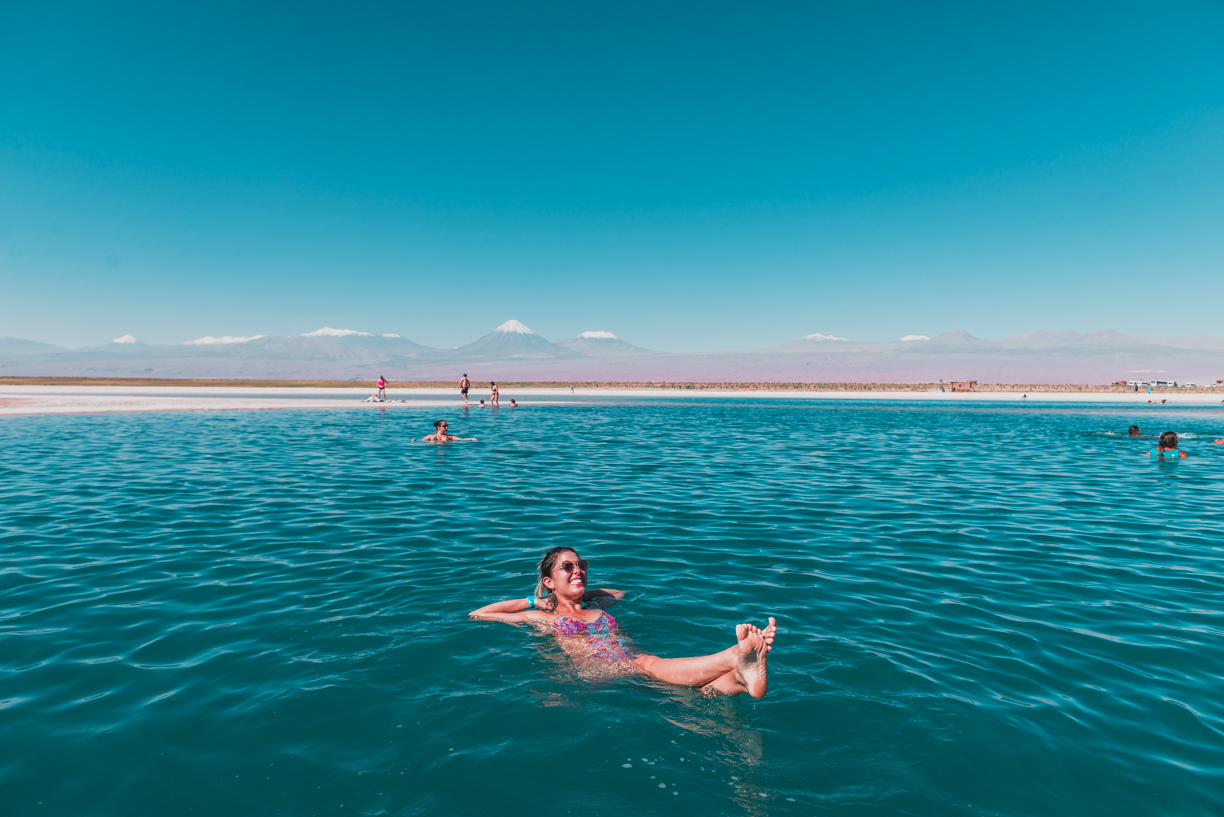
top-left (3, 401), bottom-right (1223, 816)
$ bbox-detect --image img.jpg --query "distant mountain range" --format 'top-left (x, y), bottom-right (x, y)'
top-left (2, 321), bottom-right (1222, 384)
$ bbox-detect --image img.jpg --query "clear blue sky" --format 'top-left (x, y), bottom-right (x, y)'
top-left (2, 1), bottom-right (1222, 351)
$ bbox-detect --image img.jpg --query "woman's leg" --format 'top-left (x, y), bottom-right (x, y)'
top-left (633, 618), bottom-right (775, 699)
top-left (634, 648), bottom-right (737, 688)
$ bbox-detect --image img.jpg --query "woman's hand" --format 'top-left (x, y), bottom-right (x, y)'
top-left (582, 588), bottom-right (625, 607)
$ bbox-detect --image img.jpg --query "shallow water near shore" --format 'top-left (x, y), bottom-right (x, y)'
top-left (3, 400), bottom-right (1224, 816)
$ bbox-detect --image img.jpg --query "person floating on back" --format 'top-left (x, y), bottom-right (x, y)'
top-left (469, 546), bottom-right (776, 698)
top-left (417, 420), bottom-right (476, 443)
top-left (1149, 431), bottom-right (1187, 460)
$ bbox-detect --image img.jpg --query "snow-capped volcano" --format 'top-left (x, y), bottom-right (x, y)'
top-left (112, 334), bottom-right (139, 344)
top-left (899, 335), bottom-right (930, 342)
top-left (301, 327), bottom-right (374, 338)
top-left (494, 320), bottom-right (536, 335)
top-left (452, 321), bottom-right (580, 359)
top-left (185, 335), bottom-right (267, 345)
top-left (556, 330), bottom-right (656, 356)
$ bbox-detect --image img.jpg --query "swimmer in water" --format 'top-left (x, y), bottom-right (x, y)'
top-left (1128, 425), bottom-right (1141, 437)
top-left (509, 399), bottom-right (517, 407)
top-left (1149, 430), bottom-right (1187, 460)
top-left (469, 547), bottom-right (775, 698)
top-left (417, 420), bottom-right (476, 443)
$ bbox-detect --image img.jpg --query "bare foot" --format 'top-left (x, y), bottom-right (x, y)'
top-left (734, 618), bottom-right (774, 699)
top-left (760, 616), bottom-right (777, 649)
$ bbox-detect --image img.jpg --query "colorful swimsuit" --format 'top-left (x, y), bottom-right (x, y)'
top-left (551, 611), bottom-right (637, 660)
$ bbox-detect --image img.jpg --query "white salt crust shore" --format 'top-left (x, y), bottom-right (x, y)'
top-left (2, 385), bottom-right (1223, 417)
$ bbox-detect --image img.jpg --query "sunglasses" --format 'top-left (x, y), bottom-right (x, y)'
top-left (558, 559), bottom-right (589, 573)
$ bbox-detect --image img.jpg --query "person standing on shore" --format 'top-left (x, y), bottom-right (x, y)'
top-left (459, 374), bottom-right (470, 404)
top-left (490, 382), bottom-right (499, 407)
top-left (377, 375), bottom-right (387, 401)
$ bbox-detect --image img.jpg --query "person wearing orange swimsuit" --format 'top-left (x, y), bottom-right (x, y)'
top-left (469, 546), bottom-right (776, 698)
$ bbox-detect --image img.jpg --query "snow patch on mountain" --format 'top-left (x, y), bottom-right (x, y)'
top-left (495, 320), bottom-right (536, 335)
top-left (112, 334), bottom-right (138, 344)
top-left (185, 335), bottom-right (267, 346)
top-left (802, 333), bottom-right (849, 342)
top-left (578, 331), bottom-right (619, 339)
top-left (899, 335), bottom-right (930, 342)
top-left (381, 333), bottom-right (400, 338)
top-left (301, 327), bottom-right (373, 338)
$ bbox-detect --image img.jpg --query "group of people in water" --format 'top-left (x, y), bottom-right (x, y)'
top-left (1131, 427), bottom-right (1190, 459)
top-left (1127, 425), bottom-right (1224, 456)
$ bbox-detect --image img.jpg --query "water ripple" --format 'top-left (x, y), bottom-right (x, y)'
top-left (2, 402), bottom-right (1223, 815)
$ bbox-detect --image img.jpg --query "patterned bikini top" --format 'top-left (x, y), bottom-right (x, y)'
top-left (551, 610), bottom-right (619, 637)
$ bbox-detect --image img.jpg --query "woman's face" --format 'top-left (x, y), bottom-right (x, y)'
top-left (546, 551), bottom-right (587, 598)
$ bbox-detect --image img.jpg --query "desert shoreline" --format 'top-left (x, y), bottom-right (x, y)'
top-left (2, 383), bottom-right (1223, 417)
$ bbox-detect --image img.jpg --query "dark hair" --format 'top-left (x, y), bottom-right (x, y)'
top-left (1128, 425), bottom-right (1140, 436)
top-left (433, 419), bottom-right (448, 429)
top-left (463, 373), bottom-right (467, 377)
top-left (535, 546), bottom-right (581, 600)
top-left (1158, 431), bottom-right (1179, 449)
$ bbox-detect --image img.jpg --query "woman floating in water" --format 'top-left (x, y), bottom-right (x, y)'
top-left (469, 547), bottom-right (776, 698)
top-left (1149, 430), bottom-right (1187, 460)
top-left (417, 420), bottom-right (476, 443)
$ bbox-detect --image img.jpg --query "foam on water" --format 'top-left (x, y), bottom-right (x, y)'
top-left (2, 400), bottom-right (1223, 815)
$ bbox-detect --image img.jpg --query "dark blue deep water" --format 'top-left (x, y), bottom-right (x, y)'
top-left (3, 400), bottom-right (1224, 816)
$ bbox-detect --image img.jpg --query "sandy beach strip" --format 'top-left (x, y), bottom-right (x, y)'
top-left (1, 384), bottom-right (1223, 417)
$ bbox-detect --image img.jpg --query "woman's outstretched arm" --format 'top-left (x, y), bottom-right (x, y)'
top-left (582, 588), bottom-right (625, 605)
top-left (469, 598), bottom-right (550, 622)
